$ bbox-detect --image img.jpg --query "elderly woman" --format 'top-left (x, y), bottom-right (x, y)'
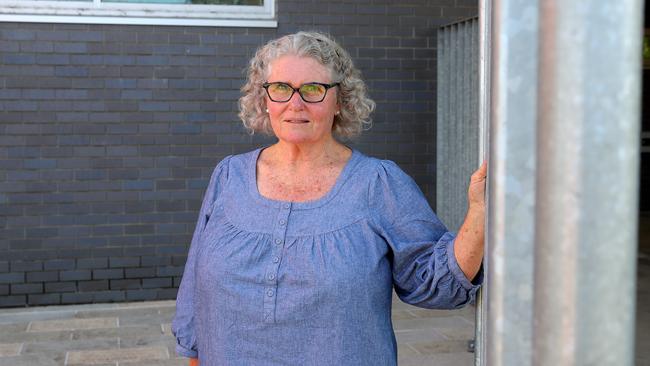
top-left (172, 31), bottom-right (486, 366)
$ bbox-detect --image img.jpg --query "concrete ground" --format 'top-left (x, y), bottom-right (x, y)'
top-left (0, 293), bottom-right (476, 366)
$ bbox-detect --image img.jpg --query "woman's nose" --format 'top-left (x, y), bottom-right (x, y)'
top-left (288, 91), bottom-right (305, 109)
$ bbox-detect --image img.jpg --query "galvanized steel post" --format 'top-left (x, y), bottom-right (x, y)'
top-left (533, 1), bottom-right (643, 365)
top-left (474, 1), bottom-right (492, 364)
top-left (484, 0), bottom-right (539, 365)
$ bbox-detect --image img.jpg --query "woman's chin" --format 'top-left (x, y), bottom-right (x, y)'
top-left (272, 122), bottom-right (334, 145)
top-left (276, 132), bottom-right (326, 145)
top-left (278, 136), bottom-right (316, 145)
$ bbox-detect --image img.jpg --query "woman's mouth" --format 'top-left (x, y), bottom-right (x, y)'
top-left (284, 119), bottom-right (310, 124)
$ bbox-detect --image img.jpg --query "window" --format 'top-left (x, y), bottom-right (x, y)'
top-left (0, 0), bottom-right (276, 27)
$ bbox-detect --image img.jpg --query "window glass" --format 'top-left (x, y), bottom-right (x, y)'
top-left (102, 0), bottom-right (263, 4)
top-left (0, 0), bottom-right (275, 27)
top-left (190, 0), bottom-right (263, 4)
top-left (101, 0), bottom-right (190, 3)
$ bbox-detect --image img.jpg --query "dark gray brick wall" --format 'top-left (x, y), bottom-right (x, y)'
top-left (0, 0), bottom-right (478, 307)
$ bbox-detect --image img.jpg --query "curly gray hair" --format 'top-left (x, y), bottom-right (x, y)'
top-left (238, 31), bottom-right (375, 138)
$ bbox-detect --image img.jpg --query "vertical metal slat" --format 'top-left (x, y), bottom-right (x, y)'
top-left (437, 18), bottom-right (480, 232)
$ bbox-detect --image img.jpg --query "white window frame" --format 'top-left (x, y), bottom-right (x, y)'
top-left (0, 0), bottom-right (276, 28)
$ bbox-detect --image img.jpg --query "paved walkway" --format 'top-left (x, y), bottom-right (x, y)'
top-left (0, 293), bottom-right (476, 366)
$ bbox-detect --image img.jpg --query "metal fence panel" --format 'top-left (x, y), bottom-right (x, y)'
top-left (437, 17), bottom-right (480, 232)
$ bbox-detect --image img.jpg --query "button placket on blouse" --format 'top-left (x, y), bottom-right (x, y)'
top-left (263, 202), bottom-right (291, 323)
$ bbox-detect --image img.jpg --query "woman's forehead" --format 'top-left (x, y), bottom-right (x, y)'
top-left (267, 55), bottom-right (332, 83)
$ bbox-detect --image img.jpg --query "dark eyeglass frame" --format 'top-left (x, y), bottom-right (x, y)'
top-left (262, 81), bottom-right (340, 103)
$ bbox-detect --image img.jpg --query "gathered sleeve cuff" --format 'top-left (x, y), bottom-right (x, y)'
top-left (368, 159), bottom-right (483, 309)
top-left (446, 236), bottom-right (484, 292)
top-left (389, 225), bottom-right (482, 309)
top-left (173, 328), bottom-right (198, 359)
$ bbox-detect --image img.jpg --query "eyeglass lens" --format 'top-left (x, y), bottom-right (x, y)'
top-left (267, 83), bottom-right (327, 102)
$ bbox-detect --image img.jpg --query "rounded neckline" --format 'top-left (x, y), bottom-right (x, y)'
top-left (248, 146), bottom-right (361, 210)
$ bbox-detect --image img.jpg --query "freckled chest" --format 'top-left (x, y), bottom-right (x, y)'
top-left (257, 161), bottom-right (345, 202)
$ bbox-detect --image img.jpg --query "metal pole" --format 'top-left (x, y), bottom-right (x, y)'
top-left (485, 0), bottom-right (539, 365)
top-left (533, 1), bottom-right (643, 365)
top-left (478, 0), bottom-right (491, 163)
top-left (474, 1), bottom-right (491, 364)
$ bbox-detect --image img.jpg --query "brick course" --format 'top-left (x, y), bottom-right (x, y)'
top-left (0, 0), bottom-right (477, 307)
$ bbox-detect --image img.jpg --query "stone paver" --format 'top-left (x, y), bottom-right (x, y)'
top-left (394, 298), bottom-right (475, 365)
top-left (127, 360), bottom-right (186, 366)
top-left (398, 352), bottom-right (475, 366)
top-left (0, 329), bottom-right (73, 344)
top-left (0, 343), bottom-right (22, 357)
top-left (394, 315), bottom-right (473, 331)
top-left (396, 329), bottom-right (450, 345)
top-left (409, 339), bottom-right (469, 354)
top-left (28, 318), bottom-right (118, 332)
top-left (65, 346), bottom-right (169, 365)
top-left (70, 323), bottom-right (163, 340)
top-left (161, 323), bottom-right (172, 336)
top-left (0, 354), bottom-right (61, 366)
top-left (22, 337), bottom-right (118, 355)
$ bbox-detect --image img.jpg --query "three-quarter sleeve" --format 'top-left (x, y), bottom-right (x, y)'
top-left (368, 160), bottom-right (482, 309)
top-left (171, 156), bottom-right (231, 358)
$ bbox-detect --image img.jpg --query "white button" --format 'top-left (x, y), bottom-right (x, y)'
top-left (268, 274), bottom-right (275, 280)
top-left (279, 219), bottom-right (286, 225)
top-left (267, 289), bottom-right (274, 297)
top-left (272, 256), bottom-right (280, 263)
top-left (283, 203), bottom-right (290, 209)
top-left (275, 238), bottom-right (282, 245)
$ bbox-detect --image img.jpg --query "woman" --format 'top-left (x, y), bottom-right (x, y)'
top-left (172, 31), bottom-right (486, 366)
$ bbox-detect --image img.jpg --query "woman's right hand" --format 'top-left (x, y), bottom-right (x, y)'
top-left (189, 358), bottom-right (199, 366)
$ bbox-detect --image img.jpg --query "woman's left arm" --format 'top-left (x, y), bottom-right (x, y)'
top-left (454, 161), bottom-right (487, 281)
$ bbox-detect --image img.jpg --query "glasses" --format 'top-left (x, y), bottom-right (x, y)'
top-left (262, 82), bottom-right (340, 103)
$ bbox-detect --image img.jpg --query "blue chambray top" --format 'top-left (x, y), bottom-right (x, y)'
top-left (172, 148), bottom-right (482, 366)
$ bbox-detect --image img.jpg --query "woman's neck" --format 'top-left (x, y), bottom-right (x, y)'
top-left (256, 138), bottom-right (353, 202)
top-left (265, 139), bottom-right (350, 169)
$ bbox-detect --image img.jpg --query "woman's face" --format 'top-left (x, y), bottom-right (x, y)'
top-left (265, 55), bottom-right (339, 146)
